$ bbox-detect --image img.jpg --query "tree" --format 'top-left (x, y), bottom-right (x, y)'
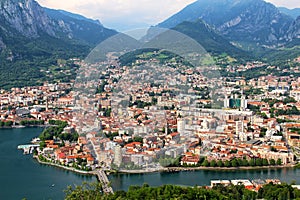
top-left (224, 160), bottom-right (231, 167)
top-left (210, 160), bottom-right (217, 167)
top-left (270, 159), bottom-right (276, 166)
top-left (217, 160), bottom-right (223, 167)
top-left (255, 158), bottom-right (262, 166)
top-left (64, 182), bottom-right (103, 200)
top-left (4, 121), bottom-right (13, 127)
top-left (276, 158), bottom-right (282, 165)
top-left (262, 158), bottom-right (269, 166)
top-left (242, 159), bottom-right (249, 166)
top-left (249, 159), bottom-right (256, 167)
top-left (231, 159), bottom-right (238, 167)
top-left (202, 160), bottom-right (209, 167)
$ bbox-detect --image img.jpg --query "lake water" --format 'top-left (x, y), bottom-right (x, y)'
top-left (2, 127), bottom-right (300, 199)
top-left (0, 128), bottom-right (96, 200)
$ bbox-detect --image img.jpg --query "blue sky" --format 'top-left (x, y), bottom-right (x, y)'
top-left (37, 0), bottom-right (300, 31)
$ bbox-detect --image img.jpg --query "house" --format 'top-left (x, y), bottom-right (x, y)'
top-left (181, 152), bottom-right (200, 165)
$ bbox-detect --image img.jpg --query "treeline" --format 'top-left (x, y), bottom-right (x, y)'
top-left (198, 158), bottom-right (281, 168)
top-left (165, 157), bottom-right (282, 168)
top-left (0, 121), bottom-right (13, 127)
top-left (64, 182), bottom-right (300, 200)
top-left (20, 120), bottom-right (44, 126)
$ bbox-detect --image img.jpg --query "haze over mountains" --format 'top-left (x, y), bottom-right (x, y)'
top-left (1, 0), bottom-right (300, 88)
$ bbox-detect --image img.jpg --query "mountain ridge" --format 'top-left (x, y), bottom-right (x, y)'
top-left (0, 0), bottom-right (117, 89)
top-left (158, 0), bottom-right (297, 46)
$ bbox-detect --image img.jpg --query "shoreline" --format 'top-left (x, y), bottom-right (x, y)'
top-left (117, 164), bottom-right (296, 174)
top-left (35, 154), bottom-right (296, 176)
top-left (34, 155), bottom-right (95, 176)
top-left (1, 125), bottom-right (51, 129)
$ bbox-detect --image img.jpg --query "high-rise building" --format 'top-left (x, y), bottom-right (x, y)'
top-left (177, 118), bottom-right (185, 135)
top-left (236, 121), bottom-right (247, 142)
top-left (113, 145), bottom-right (122, 167)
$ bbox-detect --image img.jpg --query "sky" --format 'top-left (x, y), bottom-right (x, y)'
top-left (36, 0), bottom-right (300, 31)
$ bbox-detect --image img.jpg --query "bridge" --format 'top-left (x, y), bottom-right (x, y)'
top-left (95, 169), bottom-right (114, 194)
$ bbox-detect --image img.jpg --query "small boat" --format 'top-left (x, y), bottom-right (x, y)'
top-left (31, 138), bottom-right (41, 144)
top-left (51, 184), bottom-right (55, 187)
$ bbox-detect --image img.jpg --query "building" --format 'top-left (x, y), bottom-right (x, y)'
top-left (113, 145), bottom-right (122, 167)
top-left (236, 121), bottom-right (247, 142)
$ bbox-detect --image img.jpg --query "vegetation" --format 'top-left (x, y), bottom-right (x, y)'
top-left (199, 157), bottom-right (279, 168)
top-left (39, 120), bottom-right (78, 141)
top-left (64, 182), bottom-right (300, 200)
top-left (0, 31), bottom-right (90, 89)
top-left (0, 121), bottom-right (13, 127)
top-left (20, 120), bottom-right (44, 126)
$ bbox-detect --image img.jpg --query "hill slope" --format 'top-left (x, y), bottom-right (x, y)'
top-left (158, 0), bottom-right (294, 46)
top-left (0, 0), bottom-right (117, 89)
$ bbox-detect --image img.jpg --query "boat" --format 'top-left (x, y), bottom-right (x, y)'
top-left (31, 137), bottom-right (41, 144)
top-left (12, 125), bottom-right (26, 128)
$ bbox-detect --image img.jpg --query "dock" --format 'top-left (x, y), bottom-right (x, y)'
top-left (95, 169), bottom-right (114, 194)
top-left (17, 144), bottom-right (39, 154)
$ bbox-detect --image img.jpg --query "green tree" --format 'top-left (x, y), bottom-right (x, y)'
top-left (224, 160), bottom-right (231, 167)
top-left (4, 121), bottom-right (13, 126)
top-left (64, 182), bottom-right (103, 200)
top-left (276, 158), bottom-right (282, 165)
top-left (210, 160), bottom-right (217, 167)
top-left (256, 158), bottom-right (262, 166)
top-left (262, 158), bottom-right (269, 166)
top-left (270, 159), bottom-right (276, 165)
top-left (249, 158), bottom-right (256, 167)
top-left (242, 158), bottom-right (249, 166)
top-left (202, 160), bottom-right (210, 167)
top-left (217, 160), bottom-right (223, 167)
top-left (231, 159), bottom-right (238, 167)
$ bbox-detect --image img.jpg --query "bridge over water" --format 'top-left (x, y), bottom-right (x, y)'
top-left (94, 169), bottom-right (114, 194)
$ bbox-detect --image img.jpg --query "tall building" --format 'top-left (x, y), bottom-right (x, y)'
top-left (236, 121), bottom-right (247, 142)
top-left (224, 95), bottom-right (230, 108)
top-left (241, 95), bottom-right (247, 111)
top-left (177, 118), bottom-right (185, 135)
top-left (113, 145), bottom-right (122, 167)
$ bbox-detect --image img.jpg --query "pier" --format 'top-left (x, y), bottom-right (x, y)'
top-left (95, 169), bottom-right (114, 194)
top-left (17, 144), bottom-right (39, 154)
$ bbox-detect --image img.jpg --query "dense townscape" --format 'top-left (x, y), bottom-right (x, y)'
top-left (2, 54), bottom-right (300, 177)
top-left (3, 0), bottom-right (300, 199)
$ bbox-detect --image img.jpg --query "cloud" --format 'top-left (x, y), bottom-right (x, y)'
top-left (37, 0), bottom-right (300, 31)
top-left (37, 0), bottom-right (196, 31)
top-left (265, 0), bottom-right (300, 9)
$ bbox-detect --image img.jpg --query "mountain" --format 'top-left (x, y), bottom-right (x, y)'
top-left (44, 8), bottom-right (116, 45)
top-left (0, 0), bottom-right (117, 89)
top-left (279, 7), bottom-right (300, 19)
top-left (158, 0), bottom-right (294, 46)
top-left (171, 20), bottom-right (251, 60)
top-left (287, 16), bottom-right (300, 40)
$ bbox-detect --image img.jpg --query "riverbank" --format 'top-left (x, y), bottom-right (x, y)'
top-left (1, 125), bottom-right (52, 129)
top-left (34, 155), bottom-right (95, 176)
top-left (117, 163), bottom-right (297, 174)
top-left (35, 152), bottom-right (297, 175)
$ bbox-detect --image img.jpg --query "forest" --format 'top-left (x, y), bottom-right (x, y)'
top-left (64, 181), bottom-right (300, 200)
